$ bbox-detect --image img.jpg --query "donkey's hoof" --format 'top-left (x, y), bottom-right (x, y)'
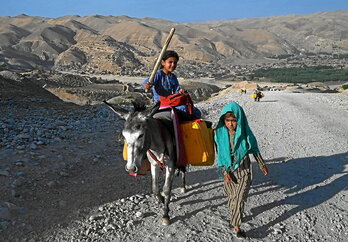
top-left (156, 195), bottom-right (165, 204)
top-left (161, 217), bottom-right (170, 225)
top-left (180, 187), bottom-right (186, 193)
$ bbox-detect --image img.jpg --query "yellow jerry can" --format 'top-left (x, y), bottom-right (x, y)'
top-left (123, 141), bottom-right (128, 161)
top-left (179, 119), bottom-right (215, 166)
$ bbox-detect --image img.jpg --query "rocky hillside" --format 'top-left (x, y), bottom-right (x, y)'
top-left (0, 11), bottom-right (348, 77)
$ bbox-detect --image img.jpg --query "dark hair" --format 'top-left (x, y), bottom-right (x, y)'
top-left (221, 111), bottom-right (235, 121)
top-left (162, 50), bottom-right (179, 61)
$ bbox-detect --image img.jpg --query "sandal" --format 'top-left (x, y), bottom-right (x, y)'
top-left (233, 230), bottom-right (247, 239)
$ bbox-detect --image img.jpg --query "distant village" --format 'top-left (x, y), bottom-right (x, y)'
top-left (103, 52), bottom-right (348, 82)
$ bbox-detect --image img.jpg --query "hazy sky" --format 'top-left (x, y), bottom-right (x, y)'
top-left (1, 0), bottom-right (347, 22)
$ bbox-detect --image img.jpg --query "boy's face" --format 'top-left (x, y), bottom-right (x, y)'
top-left (224, 116), bottom-right (237, 131)
top-left (161, 57), bottom-right (178, 73)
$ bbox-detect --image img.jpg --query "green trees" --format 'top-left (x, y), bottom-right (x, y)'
top-left (253, 66), bottom-right (348, 83)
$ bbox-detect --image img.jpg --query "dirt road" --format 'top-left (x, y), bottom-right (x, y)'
top-left (1, 90), bottom-right (347, 241)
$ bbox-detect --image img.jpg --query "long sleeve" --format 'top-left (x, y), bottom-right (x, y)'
top-left (253, 153), bottom-right (266, 170)
top-left (173, 80), bottom-right (181, 93)
top-left (142, 71), bottom-right (161, 102)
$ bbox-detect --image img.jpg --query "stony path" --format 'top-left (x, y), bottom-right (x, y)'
top-left (1, 91), bottom-right (348, 242)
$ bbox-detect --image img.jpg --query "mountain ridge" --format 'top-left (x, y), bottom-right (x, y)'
top-left (0, 10), bottom-right (347, 76)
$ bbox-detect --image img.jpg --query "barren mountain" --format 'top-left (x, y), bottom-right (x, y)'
top-left (0, 11), bottom-right (347, 74)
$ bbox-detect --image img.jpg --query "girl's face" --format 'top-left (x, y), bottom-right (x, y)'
top-left (224, 116), bottom-right (238, 132)
top-left (161, 57), bottom-right (178, 74)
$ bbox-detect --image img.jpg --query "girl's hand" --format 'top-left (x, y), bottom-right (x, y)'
top-left (224, 173), bottom-right (232, 184)
top-left (261, 166), bottom-right (269, 176)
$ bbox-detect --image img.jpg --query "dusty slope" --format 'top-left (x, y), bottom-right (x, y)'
top-left (1, 90), bottom-right (347, 242)
top-left (1, 10), bottom-right (348, 72)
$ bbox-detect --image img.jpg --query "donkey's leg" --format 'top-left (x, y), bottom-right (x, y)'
top-left (161, 166), bottom-right (175, 225)
top-left (180, 170), bottom-right (186, 193)
top-left (150, 163), bottom-right (164, 204)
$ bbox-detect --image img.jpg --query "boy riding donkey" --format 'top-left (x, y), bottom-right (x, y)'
top-left (143, 50), bottom-right (201, 122)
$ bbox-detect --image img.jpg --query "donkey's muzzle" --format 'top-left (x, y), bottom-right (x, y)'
top-left (125, 164), bottom-right (138, 174)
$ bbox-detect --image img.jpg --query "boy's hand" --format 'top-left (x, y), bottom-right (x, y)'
top-left (144, 82), bottom-right (151, 90)
top-left (261, 166), bottom-right (269, 176)
top-left (179, 89), bottom-right (186, 94)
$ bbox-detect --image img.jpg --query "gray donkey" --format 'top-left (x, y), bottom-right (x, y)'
top-left (104, 100), bottom-right (186, 225)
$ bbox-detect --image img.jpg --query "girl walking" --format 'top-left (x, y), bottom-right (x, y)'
top-left (214, 102), bottom-right (269, 239)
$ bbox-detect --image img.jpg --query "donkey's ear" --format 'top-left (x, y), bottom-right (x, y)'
top-left (143, 102), bottom-right (160, 118)
top-left (103, 101), bottom-right (129, 120)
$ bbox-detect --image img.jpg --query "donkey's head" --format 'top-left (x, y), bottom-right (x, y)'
top-left (104, 100), bottom-right (160, 174)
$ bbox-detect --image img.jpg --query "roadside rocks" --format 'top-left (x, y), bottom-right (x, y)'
top-left (0, 71), bottom-right (23, 82)
top-left (0, 170), bottom-right (10, 177)
top-left (0, 201), bottom-right (23, 224)
top-left (63, 194), bottom-right (153, 241)
top-left (0, 95), bottom-right (123, 231)
top-left (0, 98), bottom-right (119, 152)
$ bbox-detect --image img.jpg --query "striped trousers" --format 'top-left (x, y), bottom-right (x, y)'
top-left (223, 156), bottom-right (252, 227)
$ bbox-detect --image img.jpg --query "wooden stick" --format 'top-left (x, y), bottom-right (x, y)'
top-left (145, 28), bottom-right (176, 92)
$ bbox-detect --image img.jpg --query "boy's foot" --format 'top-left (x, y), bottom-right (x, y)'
top-left (233, 229), bottom-right (246, 239)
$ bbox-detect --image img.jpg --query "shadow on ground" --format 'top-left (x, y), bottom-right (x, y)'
top-left (247, 152), bottom-right (348, 239)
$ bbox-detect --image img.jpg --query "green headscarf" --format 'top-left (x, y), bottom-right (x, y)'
top-left (214, 102), bottom-right (260, 171)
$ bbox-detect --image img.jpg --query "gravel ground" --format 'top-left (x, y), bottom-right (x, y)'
top-left (1, 89), bottom-right (347, 242)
